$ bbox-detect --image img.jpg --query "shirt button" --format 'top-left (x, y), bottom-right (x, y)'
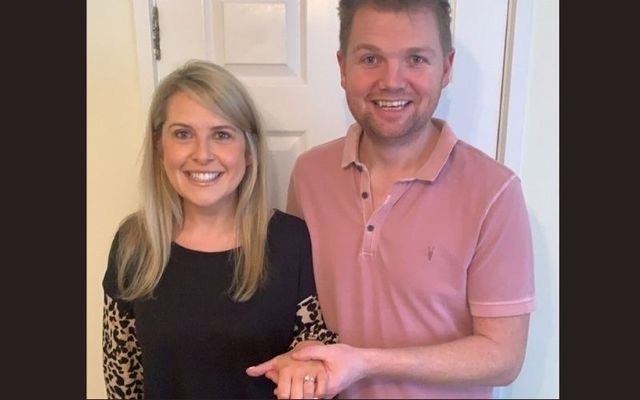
top-left (361, 192), bottom-right (369, 199)
top-left (367, 225), bottom-right (375, 232)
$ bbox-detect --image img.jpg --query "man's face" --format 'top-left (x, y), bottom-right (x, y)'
top-left (338, 6), bottom-right (454, 145)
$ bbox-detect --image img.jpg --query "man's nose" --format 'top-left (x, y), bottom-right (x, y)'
top-left (378, 60), bottom-right (406, 91)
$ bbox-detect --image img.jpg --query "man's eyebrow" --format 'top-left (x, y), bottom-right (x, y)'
top-left (352, 44), bottom-right (437, 57)
top-left (351, 43), bottom-right (382, 53)
top-left (405, 46), bottom-right (437, 57)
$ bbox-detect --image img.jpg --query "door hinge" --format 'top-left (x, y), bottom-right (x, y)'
top-left (152, 6), bottom-right (161, 60)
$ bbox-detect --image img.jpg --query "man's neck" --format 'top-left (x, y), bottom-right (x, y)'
top-left (358, 120), bottom-right (441, 179)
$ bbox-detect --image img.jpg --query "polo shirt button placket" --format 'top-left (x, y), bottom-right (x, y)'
top-left (362, 222), bottom-right (376, 256)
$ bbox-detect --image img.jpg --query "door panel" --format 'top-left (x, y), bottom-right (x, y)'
top-left (138, 0), bottom-right (511, 210)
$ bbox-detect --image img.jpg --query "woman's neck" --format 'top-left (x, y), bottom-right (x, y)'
top-left (175, 205), bottom-right (238, 252)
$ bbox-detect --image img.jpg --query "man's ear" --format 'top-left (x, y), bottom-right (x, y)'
top-left (441, 49), bottom-right (455, 88)
top-left (337, 51), bottom-right (347, 89)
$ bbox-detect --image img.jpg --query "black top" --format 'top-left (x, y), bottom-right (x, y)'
top-left (102, 210), bottom-right (337, 399)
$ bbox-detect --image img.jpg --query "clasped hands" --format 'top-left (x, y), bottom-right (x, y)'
top-left (246, 343), bottom-right (363, 399)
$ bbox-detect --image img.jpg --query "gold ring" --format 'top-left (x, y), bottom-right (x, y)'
top-left (303, 375), bottom-right (315, 383)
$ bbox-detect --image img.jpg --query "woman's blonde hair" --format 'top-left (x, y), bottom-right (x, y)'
top-left (115, 60), bottom-right (271, 302)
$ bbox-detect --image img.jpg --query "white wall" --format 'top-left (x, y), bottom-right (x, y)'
top-left (504, 0), bottom-right (559, 398)
top-left (86, 1), bottom-right (559, 398)
top-left (87, 0), bottom-right (144, 398)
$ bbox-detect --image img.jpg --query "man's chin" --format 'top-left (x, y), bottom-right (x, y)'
top-left (361, 121), bottom-right (411, 141)
top-left (361, 113), bottom-right (432, 142)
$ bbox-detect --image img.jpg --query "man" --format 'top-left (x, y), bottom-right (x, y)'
top-left (249, 1), bottom-right (534, 398)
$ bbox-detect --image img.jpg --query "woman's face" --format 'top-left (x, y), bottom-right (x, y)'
top-left (160, 91), bottom-right (248, 216)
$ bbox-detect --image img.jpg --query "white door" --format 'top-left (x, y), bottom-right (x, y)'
top-left (133, 0), bottom-right (519, 210)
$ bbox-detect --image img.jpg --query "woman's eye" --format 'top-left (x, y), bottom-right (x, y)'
top-left (214, 131), bottom-right (231, 140)
top-left (174, 130), bottom-right (191, 139)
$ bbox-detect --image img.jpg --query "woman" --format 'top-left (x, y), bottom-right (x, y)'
top-left (102, 60), bottom-right (337, 399)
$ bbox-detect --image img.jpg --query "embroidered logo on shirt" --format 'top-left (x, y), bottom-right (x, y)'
top-left (427, 246), bottom-right (435, 261)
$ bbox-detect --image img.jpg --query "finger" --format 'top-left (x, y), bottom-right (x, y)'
top-left (314, 370), bottom-right (327, 399)
top-left (265, 369), bottom-right (279, 383)
top-left (246, 358), bottom-right (276, 377)
top-left (302, 376), bottom-right (316, 399)
top-left (290, 373), bottom-right (305, 399)
top-left (276, 369), bottom-right (293, 399)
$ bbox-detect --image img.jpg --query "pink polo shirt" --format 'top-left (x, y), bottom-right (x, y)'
top-left (287, 119), bottom-right (535, 399)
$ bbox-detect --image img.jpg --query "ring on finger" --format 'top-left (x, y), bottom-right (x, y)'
top-left (303, 375), bottom-right (315, 383)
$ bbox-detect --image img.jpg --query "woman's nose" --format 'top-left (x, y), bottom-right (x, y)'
top-left (193, 137), bottom-right (214, 163)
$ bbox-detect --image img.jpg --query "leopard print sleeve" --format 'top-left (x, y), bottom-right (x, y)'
top-left (288, 294), bottom-right (339, 350)
top-left (103, 293), bottom-right (144, 399)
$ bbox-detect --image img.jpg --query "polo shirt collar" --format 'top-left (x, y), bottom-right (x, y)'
top-left (340, 118), bottom-right (459, 182)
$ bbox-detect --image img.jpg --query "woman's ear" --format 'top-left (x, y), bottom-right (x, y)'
top-left (243, 131), bottom-right (254, 166)
top-left (155, 131), bottom-right (164, 159)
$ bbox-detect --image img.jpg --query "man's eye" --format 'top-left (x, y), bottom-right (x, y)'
top-left (410, 55), bottom-right (428, 64)
top-left (362, 55), bottom-right (377, 65)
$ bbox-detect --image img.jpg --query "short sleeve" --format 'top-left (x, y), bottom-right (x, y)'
top-left (289, 220), bottom-right (338, 349)
top-left (467, 176), bottom-right (535, 317)
top-left (286, 159), bottom-right (304, 219)
top-left (102, 230), bottom-right (135, 316)
top-left (296, 223), bottom-right (316, 300)
top-left (103, 232), bottom-right (122, 298)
